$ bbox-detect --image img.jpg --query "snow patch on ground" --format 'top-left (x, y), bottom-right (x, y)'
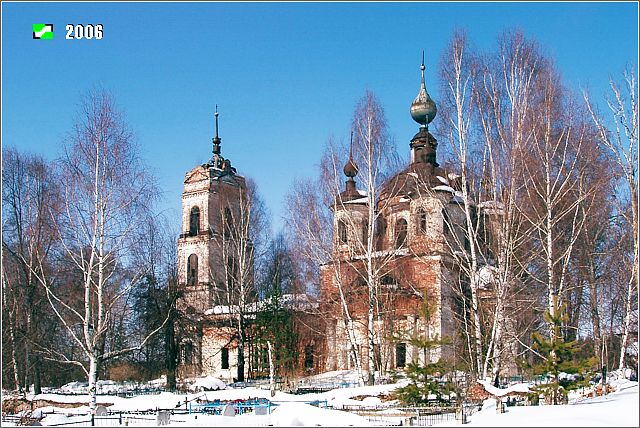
top-left (477, 379), bottom-right (531, 397)
top-left (441, 381), bottom-right (638, 427)
top-left (6, 374), bottom-right (637, 427)
top-left (190, 375), bottom-right (226, 391)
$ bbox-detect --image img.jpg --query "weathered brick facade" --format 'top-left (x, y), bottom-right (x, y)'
top-left (319, 163), bottom-right (467, 377)
top-left (175, 115), bottom-right (324, 383)
top-left (176, 60), bottom-right (518, 385)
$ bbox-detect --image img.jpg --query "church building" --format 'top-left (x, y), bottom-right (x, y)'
top-left (175, 109), bottom-right (323, 384)
top-left (175, 107), bottom-right (252, 382)
top-left (175, 57), bottom-right (516, 386)
top-left (319, 58), bottom-right (470, 380)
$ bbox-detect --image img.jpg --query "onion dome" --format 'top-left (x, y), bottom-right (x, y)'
top-left (344, 157), bottom-right (358, 178)
top-left (410, 52), bottom-right (437, 128)
top-left (339, 132), bottom-right (361, 200)
top-left (344, 131), bottom-right (359, 178)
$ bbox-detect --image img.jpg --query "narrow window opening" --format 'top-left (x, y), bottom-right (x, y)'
top-left (187, 254), bottom-right (198, 285)
top-left (395, 218), bottom-right (408, 248)
top-left (221, 347), bottom-right (229, 369)
top-left (375, 217), bottom-right (387, 250)
top-left (418, 208), bottom-right (427, 234)
top-left (224, 207), bottom-right (234, 238)
top-left (227, 257), bottom-right (237, 288)
top-left (362, 221), bottom-right (368, 246)
top-left (396, 343), bottom-right (406, 368)
top-left (304, 344), bottom-right (315, 370)
top-left (338, 220), bottom-right (348, 243)
top-left (189, 206), bottom-right (200, 236)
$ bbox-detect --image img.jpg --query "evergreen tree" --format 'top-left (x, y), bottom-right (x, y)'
top-left (254, 288), bottom-right (299, 380)
top-left (530, 302), bottom-right (597, 404)
top-left (253, 234), bottom-right (299, 384)
top-left (395, 294), bottom-right (455, 405)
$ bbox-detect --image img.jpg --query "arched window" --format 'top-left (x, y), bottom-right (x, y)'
top-left (395, 218), bottom-right (408, 248)
top-left (187, 254), bottom-right (198, 285)
top-left (337, 220), bottom-right (348, 243)
top-left (417, 208), bottom-right (427, 234)
top-left (381, 275), bottom-right (398, 289)
top-left (189, 206), bottom-right (200, 236)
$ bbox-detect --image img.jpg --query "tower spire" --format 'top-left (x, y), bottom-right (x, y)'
top-left (212, 105), bottom-right (221, 155)
top-left (348, 131), bottom-right (354, 160)
top-left (421, 50), bottom-right (425, 86)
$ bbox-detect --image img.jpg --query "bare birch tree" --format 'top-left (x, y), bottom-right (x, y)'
top-left (25, 89), bottom-right (164, 414)
top-left (437, 30), bottom-right (487, 379)
top-left (584, 67), bottom-right (638, 373)
top-left (210, 178), bottom-right (268, 382)
top-left (348, 91), bottom-right (402, 385)
top-left (285, 143), bottom-right (368, 385)
top-left (471, 31), bottom-right (546, 382)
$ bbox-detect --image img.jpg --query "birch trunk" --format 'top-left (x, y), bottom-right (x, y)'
top-left (267, 340), bottom-right (275, 395)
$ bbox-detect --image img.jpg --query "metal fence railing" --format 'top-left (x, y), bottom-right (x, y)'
top-left (342, 405), bottom-right (460, 427)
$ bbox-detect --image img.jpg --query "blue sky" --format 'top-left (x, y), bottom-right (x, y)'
top-left (2, 2), bottom-right (638, 234)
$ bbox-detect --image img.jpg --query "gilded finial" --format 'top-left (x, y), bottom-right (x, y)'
top-left (410, 51), bottom-right (437, 128)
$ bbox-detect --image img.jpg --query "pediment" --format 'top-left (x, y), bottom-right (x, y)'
top-left (184, 167), bottom-right (209, 184)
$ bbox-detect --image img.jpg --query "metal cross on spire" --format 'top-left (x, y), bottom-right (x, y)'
top-left (212, 104), bottom-right (222, 155)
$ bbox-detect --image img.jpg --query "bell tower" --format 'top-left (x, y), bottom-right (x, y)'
top-left (177, 107), bottom-right (247, 314)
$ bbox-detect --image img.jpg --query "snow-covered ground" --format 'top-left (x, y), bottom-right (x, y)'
top-left (442, 379), bottom-right (639, 427)
top-left (2, 374), bottom-right (637, 426)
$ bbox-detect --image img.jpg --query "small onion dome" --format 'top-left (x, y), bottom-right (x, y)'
top-left (344, 157), bottom-right (358, 178)
top-left (410, 62), bottom-right (437, 126)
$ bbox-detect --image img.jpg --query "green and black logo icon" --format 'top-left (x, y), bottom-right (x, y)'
top-left (33, 24), bottom-right (54, 39)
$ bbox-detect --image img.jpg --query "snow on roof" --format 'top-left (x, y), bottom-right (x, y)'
top-left (436, 175), bottom-right (449, 185)
top-left (357, 189), bottom-right (367, 196)
top-left (432, 185), bottom-right (455, 193)
top-left (451, 191), bottom-right (466, 204)
top-left (448, 172), bottom-right (461, 181)
top-left (478, 200), bottom-right (504, 210)
top-left (217, 293), bottom-right (320, 315)
top-left (344, 197), bottom-right (368, 204)
top-left (353, 247), bottom-right (409, 261)
top-left (205, 305), bottom-right (235, 315)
